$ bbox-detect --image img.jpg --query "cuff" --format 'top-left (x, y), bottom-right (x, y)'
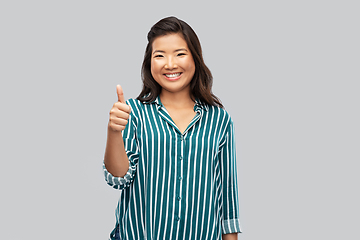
top-left (103, 162), bottom-right (133, 190)
top-left (222, 218), bottom-right (242, 234)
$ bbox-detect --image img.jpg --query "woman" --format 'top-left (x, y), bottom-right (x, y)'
top-left (103, 16), bottom-right (242, 240)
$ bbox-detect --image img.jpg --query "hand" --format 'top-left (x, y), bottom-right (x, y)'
top-left (108, 85), bottom-right (131, 132)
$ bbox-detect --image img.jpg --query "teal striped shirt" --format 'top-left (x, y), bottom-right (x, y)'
top-left (103, 96), bottom-right (242, 240)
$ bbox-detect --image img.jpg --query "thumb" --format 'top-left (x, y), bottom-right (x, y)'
top-left (116, 85), bottom-right (126, 103)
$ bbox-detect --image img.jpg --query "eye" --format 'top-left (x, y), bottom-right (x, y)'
top-left (154, 54), bottom-right (163, 58)
top-left (177, 53), bottom-right (186, 56)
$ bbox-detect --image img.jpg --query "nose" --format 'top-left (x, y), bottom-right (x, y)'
top-left (165, 57), bottom-right (177, 70)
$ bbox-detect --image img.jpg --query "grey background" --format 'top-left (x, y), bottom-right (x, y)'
top-left (1, 0), bottom-right (359, 239)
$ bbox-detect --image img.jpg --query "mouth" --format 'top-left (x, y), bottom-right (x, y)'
top-left (163, 72), bottom-right (182, 81)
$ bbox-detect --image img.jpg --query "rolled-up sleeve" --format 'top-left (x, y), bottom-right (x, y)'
top-left (219, 119), bottom-right (242, 234)
top-left (103, 100), bottom-right (139, 190)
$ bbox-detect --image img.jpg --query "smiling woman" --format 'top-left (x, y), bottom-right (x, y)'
top-left (150, 33), bottom-right (196, 97)
top-left (103, 16), bottom-right (242, 240)
top-left (138, 16), bottom-right (223, 108)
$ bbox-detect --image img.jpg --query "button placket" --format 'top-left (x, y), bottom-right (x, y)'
top-left (175, 134), bottom-right (185, 223)
top-left (179, 135), bottom-right (184, 161)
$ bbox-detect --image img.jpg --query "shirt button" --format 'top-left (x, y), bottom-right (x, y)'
top-left (176, 216), bottom-right (180, 221)
top-left (177, 196), bottom-right (181, 201)
top-left (179, 156), bottom-right (183, 160)
top-left (178, 176), bottom-right (182, 181)
top-left (180, 136), bottom-right (184, 141)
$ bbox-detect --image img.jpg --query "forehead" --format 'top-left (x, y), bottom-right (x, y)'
top-left (152, 33), bottom-right (188, 51)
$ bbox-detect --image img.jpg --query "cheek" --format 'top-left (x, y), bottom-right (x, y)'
top-left (150, 61), bottom-right (162, 83)
top-left (186, 60), bottom-right (196, 75)
top-left (150, 61), bottom-right (156, 78)
top-left (184, 57), bottom-right (195, 72)
top-left (151, 60), bottom-right (161, 74)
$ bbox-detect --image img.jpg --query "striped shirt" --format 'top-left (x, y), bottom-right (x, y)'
top-left (103, 96), bottom-right (242, 240)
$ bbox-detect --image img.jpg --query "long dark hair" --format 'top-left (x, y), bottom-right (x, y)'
top-left (137, 16), bottom-right (223, 108)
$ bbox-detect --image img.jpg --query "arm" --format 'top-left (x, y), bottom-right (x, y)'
top-left (104, 85), bottom-right (131, 177)
top-left (104, 126), bottom-right (129, 178)
top-left (222, 233), bottom-right (238, 240)
top-left (103, 86), bottom-right (139, 190)
top-left (220, 118), bottom-right (242, 234)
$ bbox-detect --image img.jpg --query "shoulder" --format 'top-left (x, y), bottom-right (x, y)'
top-left (126, 98), bottom-right (152, 109)
top-left (126, 98), bottom-right (142, 108)
top-left (124, 98), bottom-right (142, 120)
top-left (125, 98), bottom-right (156, 116)
top-left (207, 104), bottom-right (233, 123)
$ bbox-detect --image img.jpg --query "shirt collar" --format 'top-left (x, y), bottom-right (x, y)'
top-left (150, 95), bottom-right (163, 110)
top-left (149, 95), bottom-right (209, 112)
top-left (194, 98), bottom-right (209, 112)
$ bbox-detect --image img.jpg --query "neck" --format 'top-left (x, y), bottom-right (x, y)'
top-left (160, 88), bottom-right (194, 108)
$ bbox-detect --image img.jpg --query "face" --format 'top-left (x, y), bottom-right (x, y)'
top-left (151, 33), bottom-right (196, 96)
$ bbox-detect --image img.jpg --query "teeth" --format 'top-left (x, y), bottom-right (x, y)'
top-left (165, 73), bottom-right (181, 78)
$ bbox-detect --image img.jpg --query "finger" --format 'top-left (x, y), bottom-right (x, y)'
top-left (108, 123), bottom-right (125, 132)
top-left (110, 117), bottom-right (128, 126)
top-left (116, 85), bottom-right (126, 103)
top-left (113, 102), bottom-right (131, 114)
top-left (110, 107), bottom-right (129, 119)
top-left (114, 110), bottom-right (130, 120)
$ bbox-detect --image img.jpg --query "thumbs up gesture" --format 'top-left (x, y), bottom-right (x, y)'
top-left (108, 85), bottom-right (131, 132)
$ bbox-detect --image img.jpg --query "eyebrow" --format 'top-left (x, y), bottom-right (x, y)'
top-left (153, 48), bottom-right (188, 55)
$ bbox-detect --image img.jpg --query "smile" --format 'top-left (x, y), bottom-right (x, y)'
top-left (163, 72), bottom-right (182, 81)
top-left (165, 73), bottom-right (181, 78)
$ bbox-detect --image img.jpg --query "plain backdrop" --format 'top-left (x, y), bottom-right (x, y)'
top-left (1, 0), bottom-right (359, 239)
